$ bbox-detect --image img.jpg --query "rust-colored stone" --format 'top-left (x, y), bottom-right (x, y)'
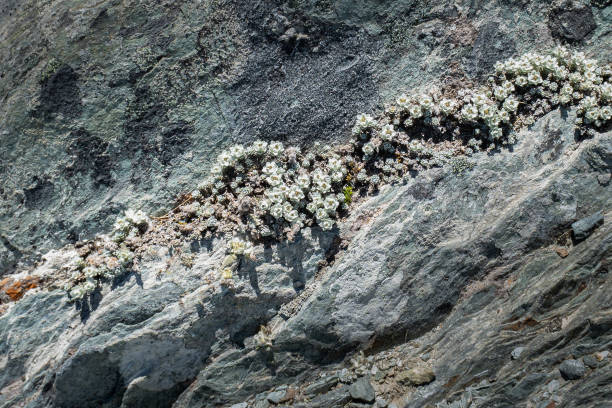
top-left (555, 247), bottom-right (569, 258)
top-left (4, 276), bottom-right (40, 301)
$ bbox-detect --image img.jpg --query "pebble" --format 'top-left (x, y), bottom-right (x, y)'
top-left (396, 367), bottom-right (435, 386)
top-left (349, 377), bottom-right (376, 403)
top-left (583, 355), bottom-right (599, 369)
top-left (559, 359), bottom-right (586, 380)
top-left (266, 390), bottom-right (285, 404)
top-left (571, 212), bottom-right (604, 242)
top-left (595, 351), bottom-right (609, 361)
top-left (547, 379), bottom-right (560, 393)
top-left (511, 347), bottom-right (525, 360)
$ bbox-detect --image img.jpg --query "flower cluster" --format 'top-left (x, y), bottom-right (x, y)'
top-left (63, 210), bottom-right (148, 300)
top-left (60, 47), bottom-right (610, 294)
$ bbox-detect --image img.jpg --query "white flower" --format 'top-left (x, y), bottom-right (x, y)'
top-left (83, 266), bottom-right (99, 279)
top-left (328, 157), bottom-right (343, 171)
top-left (306, 202), bottom-right (319, 213)
top-left (316, 180), bottom-right (331, 193)
top-left (514, 76), bottom-right (528, 87)
top-left (266, 188), bottom-right (284, 203)
top-left (362, 142), bottom-right (375, 155)
top-left (323, 195), bottom-right (339, 212)
top-left (319, 218), bottom-right (334, 231)
top-left (439, 99), bottom-right (456, 114)
top-left (380, 124), bottom-right (395, 141)
top-left (270, 204), bottom-right (284, 219)
top-left (408, 104), bottom-right (422, 118)
top-left (284, 209), bottom-right (300, 223)
top-left (419, 95), bottom-right (433, 110)
top-left (282, 201), bottom-right (293, 215)
top-left (217, 152), bottom-right (233, 168)
top-left (297, 173), bottom-right (310, 189)
top-left (266, 173), bottom-right (283, 186)
top-left (331, 171), bottom-right (344, 182)
top-left (396, 94), bottom-right (410, 108)
top-left (499, 110), bottom-right (511, 123)
top-left (527, 71), bottom-right (542, 85)
top-left (461, 104), bottom-right (479, 121)
top-left (230, 144), bottom-right (245, 160)
top-left (315, 208), bottom-right (328, 220)
top-left (259, 199), bottom-right (271, 211)
top-left (503, 97), bottom-right (519, 112)
top-left (600, 106), bottom-right (611, 121)
top-left (251, 140), bottom-right (268, 155)
top-left (288, 185), bottom-right (305, 202)
top-left (356, 113), bottom-right (375, 128)
top-left (269, 142), bottom-right (284, 156)
top-left (262, 162), bottom-right (278, 175)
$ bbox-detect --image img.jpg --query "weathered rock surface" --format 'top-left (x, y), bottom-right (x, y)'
top-left (1, 107), bottom-right (610, 408)
top-left (1, 1), bottom-right (611, 408)
top-left (1, 0), bottom-right (611, 275)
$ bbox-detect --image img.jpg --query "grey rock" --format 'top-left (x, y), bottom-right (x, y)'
top-left (559, 359), bottom-right (587, 380)
top-left (0, 3), bottom-right (611, 406)
top-left (583, 355), bottom-right (599, 369)
top-left (230, 403), bottom-right (248, 408)
top-left (305, 386), bottom-right (351, 408)
top-left (547, 379), bottom-right (561, 393)
top-left (349, 377), bottom-right (376, 403)
top-left (396, 367), bottom-right (436, 386)
top-left (304, 375), bottom-right (339, 396)
top-left (572, 212), bottom-right (604, 242)
top-left (267, 390), bottom-right (285, 404)
top-left (511, 347), bottom-right (525, 360)
top-left (548, 1), bottom-right (597, 42)
top-left (375, 396), bottom-right (388, 407)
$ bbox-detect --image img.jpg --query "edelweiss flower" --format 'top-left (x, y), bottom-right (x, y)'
top-left (218, 152), bottom-right (233, 168)
top-left (323, 195), bottom-right (339, 212)
top-left (297, 173), bottom-right (310, 189)
top-left (408, 104), bottom-right (422, 118)
top-left (266, 173), bottom-right (283, 186)
top-left (439, 99), bottom-right (456, 114)
top-left (396, 94), bottom-right (410, 108)
top-left (419, 95), bottom-right (433, 110)
top-left (362, 142), bottom-right (375, 155)
top-left (288, 185), bottom-right (305, 202)
top-left (230, 144), bottom-right (245, 160)
top-left (251, 140), bottom-right (268, 155)
top-left (315, 208), bottom-right (328, 220)
top-left (356, 113), bottom-right (375, 128)
top-left (270, 204), bottom-right (284, 219)
top-left (319, 218), bottom-right (334, 231)
top-left (380, 124), bottom-right (395, 141)
top-left (269, 142), bottom-right (284, 156)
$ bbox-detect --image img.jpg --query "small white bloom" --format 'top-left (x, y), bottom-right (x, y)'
top-left (319, 218), bottom-right (334, 231)
top-left (270, 204), bottom-right (284, 219)
top-left (362, 142), bottom-right (375, 156)
top-left (315, 208), bottom-right (328, 220)
top-left (268, 142), bottom-right (284, 156)
top-left (230, 144), bottom-right (245, 160)
top-left (266, 173), bottom-right (283, 186)
top-left (323, 195), bottom-right (339, 212)
top-left (259, 199), bottom-right (271, 211)
top-left (439, 99), bottom-right (456, 114)
top-left (396, 94), bottom-right (410, 108)
top-left (317, 180), bottom-right (331, 193)
top-left (408, 104), bottom-right (422, 118)
top-left (297, 173), bottom-right (310, 189)
top-left (380, 124), bottom-right (395, 141)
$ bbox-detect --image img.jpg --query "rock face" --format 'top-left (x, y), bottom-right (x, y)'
top-left (0, 1), bottom-right (611, 408)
